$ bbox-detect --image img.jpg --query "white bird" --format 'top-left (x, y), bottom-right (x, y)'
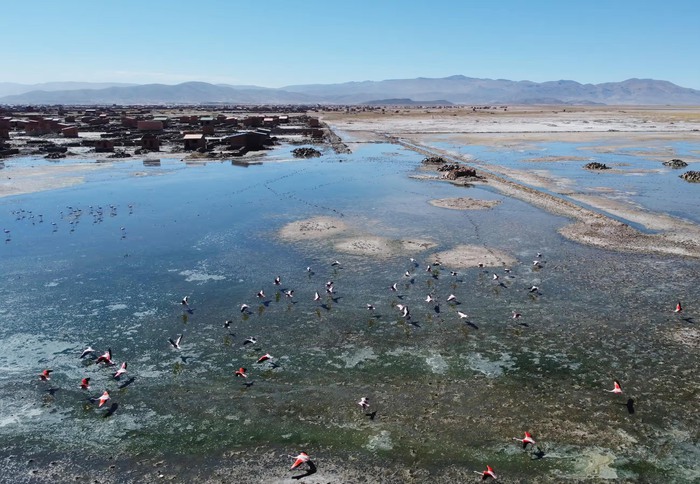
top-left (366, 304), bottom-right (375, 311)
top-left (256, 289), bottom-right (265, 298)
top-left (314, 291), bottom-right (321, 301)
top-left (240, 304), bottom-right (249, 313)
top-left (169, 334), bottom-right (183, 350)
top-left (401, 306), bottom-right (410, 319)
top-left (331, 260), bottom-right (341, 266)
top-left (390, 283), bottom-right (398, 292)
top-left (425, 295), bottom-right (435, 303)
top-left (181, 296), bottom-right (190, 307)
top-left (274, 276), bottom-right (281, 285)
top-left (358, 397), bottom-right (370, 410)
top-left (457, 311), bottom-right (469, 319)
top-left (404, 271), bottom-right (411, 277)
top-left (528, 285), bottom-right (540, 293)
top-left (306, 266), bottom-right (312, 273)
top-left (284, 289), bottom-right (294, 298)
top-left (224, 320), bottom-right (233, 328)
top-left (450, 271), bottom-right (458, 276)
top-left (326, 285), bottom-right (335, 294)
top-left (533, 260), bottom-right (541, 267)
top-left (492, 274), bottom-right (499, 280)
top-left (446, 294), bottom-right (457, 302)
top-left (80, 346), bottom-right (95, 359)
top-left (113, 362), bottom-right (127, 379)
top-left (425, 265), bottom-right (432, 272)
top-left (243, 336), bottom-right (257, 346)
top-left (512, 311), bottom-right (522, 319)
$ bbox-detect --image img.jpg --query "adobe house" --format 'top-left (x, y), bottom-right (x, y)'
top-left (308, 117), bottom-right (321, 128)
top-left (153, 115), bottom-right (170, 127)
top-left (183, 133), bottom-right (206, 151)
top-left (137, 120), bottom-right (164, 131)
top-left (61, 126), bottom-right (79, 138)
top-left (140, 133), bottom-right (160, 151)
top-left (94, 139), bottom-right (114, 153)
top-left (121, 116), bottom-right (138, 128)
top-left (242, 116), bottom-right (263, 128)
top-left (226, 131), bottom-right (270, 151)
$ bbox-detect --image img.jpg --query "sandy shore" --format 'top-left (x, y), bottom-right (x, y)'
top-left (429, 197), bottom-right (500, 210)
top-left (278, 216), bottom-right (515, 265)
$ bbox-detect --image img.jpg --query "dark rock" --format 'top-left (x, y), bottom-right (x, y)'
top-left (422, 156), bottom-right (445, 165)
top-left (292, 147), bottom-right (322, 158)
top-left (107, 150), bottom-right (132, 159)
top-left (583, 162), bottom-right (609, 170)
top-left (443, 167), bottom-right (477, 180)
top-left (680, 170), bottom-right (700, 182)
top-left (437, 163), bottom-right (460, 172)
top-left (663, 158), bottom-right (688, 168)
top-left (44, 152), bottom-right (66, 160)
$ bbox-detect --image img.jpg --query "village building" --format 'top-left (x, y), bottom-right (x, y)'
top-left (94, 139), bottom-right (114, 152)
top-left (61, 126), bottom-right (79, 138)
top-left (183, 133), bottom-right (206, 151)
top-left (137, 120), bottom-right (164, 131)
top-left (140, 133), bottom-right (160, 151)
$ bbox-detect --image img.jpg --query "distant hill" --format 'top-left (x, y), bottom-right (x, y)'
top-left (2, 76), bottom-right (700, 105)
top-left (0, 81), bottom-right (137, 98)
top-left (361, 98), bottom-right (453, 106)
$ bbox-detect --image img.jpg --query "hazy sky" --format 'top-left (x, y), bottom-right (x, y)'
top-left (2, 0), bottom-right (699, 88)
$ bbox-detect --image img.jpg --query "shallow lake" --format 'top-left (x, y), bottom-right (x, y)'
top-left (0, 141), bottom-right (698, 482)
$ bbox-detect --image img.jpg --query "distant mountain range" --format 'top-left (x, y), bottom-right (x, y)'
top-left (1, 76), bottom-right (700, 105)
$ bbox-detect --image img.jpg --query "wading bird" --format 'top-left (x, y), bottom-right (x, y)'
top-left (96, 349), bottom-right (114, 365)
top-left (608, 380), bottom-right (623, 394)
top-left (80, 378), bottom-right (91, 390)
top-left (39, 369), bottom-right (52, 381)
top-left (257, 353), bottom-right (272, 363)
top-left (80, 346), bottom-right (95, 359)
top-left (513, 431), bottom-right (536, 449)
top-left (96, 390), bottom-right (110, 408)
top-left (168, 334), bottom-right (183, 350)
top-left (290, 452), bottom-right (310, 470)
top-left (113, 362), bottom-right (127, 379)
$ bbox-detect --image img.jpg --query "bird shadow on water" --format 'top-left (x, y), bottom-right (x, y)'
top-left (103, 403), bottom-right (119, 418)
top-left (291, 460), bottom-right (317, 480)
top-left (617, 398), bottom-right (635, 415)
top-left (464, 321), bottom-right (479, 330)
top-left (118, 377), bottom-right (136, 389)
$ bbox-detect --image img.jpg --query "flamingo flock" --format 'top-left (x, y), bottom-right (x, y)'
top-left (32, 251), bottom-right (688, 480)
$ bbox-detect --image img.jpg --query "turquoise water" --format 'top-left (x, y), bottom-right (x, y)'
top-left (0, 143), bottom-right (699, 481)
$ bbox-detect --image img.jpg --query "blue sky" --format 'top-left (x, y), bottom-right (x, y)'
top-left (2, 0), bottom-right (699, 88)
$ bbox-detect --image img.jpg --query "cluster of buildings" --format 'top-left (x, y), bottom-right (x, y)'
top-left (0, 105), bottom-right (325, 159)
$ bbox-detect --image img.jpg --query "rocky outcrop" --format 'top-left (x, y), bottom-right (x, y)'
top-left (442, 167), bottom-right (477, 180)
top-left (680, 171), bottom-right (700, 182)
top-left (663, 158), bottom-right (688, 168)
top-left (422, 156), bottom-right (446, 165)
top-left (292, 147), bottom-right (322, 158)
top-left (583, 162), bottom-right (609, 170)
